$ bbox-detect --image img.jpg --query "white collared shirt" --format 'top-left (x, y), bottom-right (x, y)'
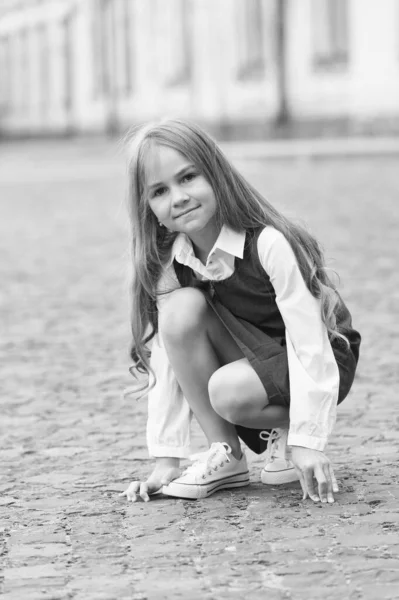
top-left (146, 225), bottom-right (340, 457)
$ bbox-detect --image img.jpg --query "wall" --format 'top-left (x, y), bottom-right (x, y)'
top-left (1, 0), bottom-right (399, 137)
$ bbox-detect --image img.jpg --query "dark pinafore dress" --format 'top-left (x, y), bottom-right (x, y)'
top-left (173, 228), bottom-right (361, 454)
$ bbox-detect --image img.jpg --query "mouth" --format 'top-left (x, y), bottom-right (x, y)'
top-left (173, 207), bottom-right (198, 219)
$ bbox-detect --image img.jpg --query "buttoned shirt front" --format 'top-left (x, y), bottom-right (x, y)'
top-left (146, 225), bottom-right (340, 458)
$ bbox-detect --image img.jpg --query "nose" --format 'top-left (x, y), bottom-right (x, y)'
top-left (171, 185), bottom-right (189, 206)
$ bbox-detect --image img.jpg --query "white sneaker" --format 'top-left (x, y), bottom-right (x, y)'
top-left (162, 442), bottom-right (250, 500)
top-left (260, 429), bottom-right (299, 485)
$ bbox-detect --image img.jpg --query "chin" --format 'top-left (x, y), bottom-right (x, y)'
top-left (185, 221), bottom-right (206, 233)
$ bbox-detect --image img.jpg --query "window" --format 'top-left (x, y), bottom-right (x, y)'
top-left (156, 0), bottom-right (192, 87)
top-left (61, 12), bottom-right (73, 112)
top-left (0, 36), bottom-right (11, 113)
top-left (113, 0), bottom-right (134, 96)
top-left (92, 0), bottom-right (111, 97)
top-left (92, 0), bottom-right (134, 99)
top-left (37, 23), bottom-right (50, 112)
top-left (312, 0), bottom-right (349, 69)
top-left (236, 0), bottom-right (266, 80)
top-left (19, 28), bottom-right (28, 112)
top-left (122, 0), bottom-right (133, 94)
top-left (176, 0), bottom-right (192, 85)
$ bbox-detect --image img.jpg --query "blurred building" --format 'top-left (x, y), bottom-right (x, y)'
top-left (1, 0), bottom-right (399, 137)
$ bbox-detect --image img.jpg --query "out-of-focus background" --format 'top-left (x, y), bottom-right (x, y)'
top-left (1, 0), bottom-right (399, 139)
top-left (2, 3), bottom-right (399, 600)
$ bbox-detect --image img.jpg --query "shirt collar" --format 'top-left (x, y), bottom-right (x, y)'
top-left (214, 225), bottom-right (246, 259)
top-left (167, 225), bottom-right (246, 267)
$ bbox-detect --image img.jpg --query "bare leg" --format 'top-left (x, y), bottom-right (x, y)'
top-left (160, 288), bottom-right (246, 458)
top-left (208, 359), bottom-right (290, 429)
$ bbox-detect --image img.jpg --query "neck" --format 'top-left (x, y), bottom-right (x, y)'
top-left (189, 222), bottom-right (221, 265)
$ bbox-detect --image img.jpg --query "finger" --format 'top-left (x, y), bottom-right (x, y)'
top-left (119, 484), bottom-right (133, 496)
top-left (329, 464), bottom-right (339, 493)
top-left (140, 482), bottom-right (150, 503)
top-left (121, 481), bottom-right (140, 502)
top-left (296, 469), bottom-right (307, 500)
top-left (314, 466), bottom-right (329, 503)
top-left (322, 464), bottom-right (335, 504)
top-left (304, 469), bottom-right (320, 502)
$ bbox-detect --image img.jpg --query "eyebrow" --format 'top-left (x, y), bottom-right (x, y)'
top-left (147, 164), bottom-right (196, 191)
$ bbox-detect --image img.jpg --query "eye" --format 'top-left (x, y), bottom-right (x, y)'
top-left (181, 172), bottom-right (197, 183)
top-left (152, 186), bottom-right (167, 198)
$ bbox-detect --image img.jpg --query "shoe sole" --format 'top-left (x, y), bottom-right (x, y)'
top-left (261, 468), bottom-right (299, 485)
top-left (162, 471), bottom-right (250, 500)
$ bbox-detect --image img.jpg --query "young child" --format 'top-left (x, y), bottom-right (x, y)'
top-left (121, 118), bottom-right (361, 505)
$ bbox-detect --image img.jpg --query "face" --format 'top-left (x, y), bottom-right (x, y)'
top-left (144, 145), bottom-right (218, 237)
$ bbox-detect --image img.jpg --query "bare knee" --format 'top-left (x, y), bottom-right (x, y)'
top-left (159, 287), bottom-right (208, 343)
top-left (208, 364), bottom-right (262, 425)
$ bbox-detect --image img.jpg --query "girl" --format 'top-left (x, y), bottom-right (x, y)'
top-left (121, 118), bottom-right (360, 505)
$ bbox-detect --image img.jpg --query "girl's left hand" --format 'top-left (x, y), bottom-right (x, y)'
top-left (289, 446), bottom-right (339, 504)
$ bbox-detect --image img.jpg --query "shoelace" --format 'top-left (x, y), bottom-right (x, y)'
top-left (259, 429), bottom-right (281, 464)
top-left (183, 442), bottom-right (231, 479)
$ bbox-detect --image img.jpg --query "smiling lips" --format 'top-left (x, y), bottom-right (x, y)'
top-left (174, 207), bottom-right (198, 219)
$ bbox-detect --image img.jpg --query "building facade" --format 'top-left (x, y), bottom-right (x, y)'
top-left (1, 0), bottom-right (399, 137)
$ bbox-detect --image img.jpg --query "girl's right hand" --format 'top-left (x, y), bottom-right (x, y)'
top-left (120, 460), bottom-right (181, 503)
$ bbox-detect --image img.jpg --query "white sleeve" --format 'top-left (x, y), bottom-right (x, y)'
top-left (257, 227), bottom-right (340, 452)
top-left (146, 265), bottom-right (193, 459)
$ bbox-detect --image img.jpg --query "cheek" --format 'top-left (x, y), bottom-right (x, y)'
top-left (197, 181), bottom-right (216, 203)
top-left (147, 200), bottom-right (163, 220)
top-left (205, 188), bottom-right (217, 212)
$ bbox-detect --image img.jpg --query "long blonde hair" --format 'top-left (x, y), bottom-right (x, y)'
top-left (126, 118), bottom-right (348, 394)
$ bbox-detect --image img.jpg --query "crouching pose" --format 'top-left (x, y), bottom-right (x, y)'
top-left (121, 118), bottom-right (361, 504)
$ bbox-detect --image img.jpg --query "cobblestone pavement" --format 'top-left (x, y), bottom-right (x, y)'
top-left (1, 141), bottom-right (399, 600)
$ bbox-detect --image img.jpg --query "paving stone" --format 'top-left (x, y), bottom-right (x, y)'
top-left (8, 543), bottom-right (70, 558)
top-left (8, 532), bottom-right (67, 545)
top-left (4, 565), bottom-right (62, 580)
top-left (0, 497), bottom-right (18, 506)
